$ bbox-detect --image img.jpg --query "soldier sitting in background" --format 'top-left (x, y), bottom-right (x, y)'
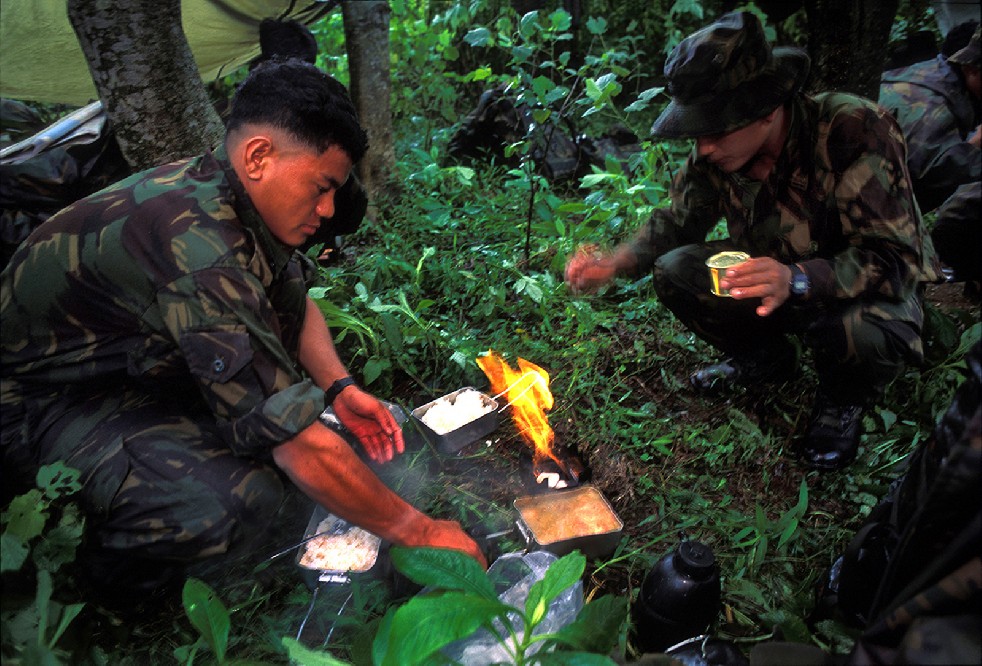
top-left (565, 12), bottom-right (942, 472)
top-left (879, 22), bottom-right (981, 296)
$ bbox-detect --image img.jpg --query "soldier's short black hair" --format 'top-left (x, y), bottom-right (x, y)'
top-left (942, 20), bottom-right (979, 59)
top-left (227, 59), bottom-right (368, 162)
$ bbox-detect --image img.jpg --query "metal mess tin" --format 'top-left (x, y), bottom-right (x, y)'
top-left (411, 387), bottom-right (500, 454)
top-left (514, 485), bottom-right (623, 558)
top-left (296, 505), bottom-right (383, 587)
top-left (706, 251), bottom-right (750, 297)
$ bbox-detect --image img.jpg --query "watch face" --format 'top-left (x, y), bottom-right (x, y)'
top-left (792, 273), bottom-right (809, 295)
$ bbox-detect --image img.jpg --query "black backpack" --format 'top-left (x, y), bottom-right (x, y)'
top-left (814, 342), bottom-right (981, 664)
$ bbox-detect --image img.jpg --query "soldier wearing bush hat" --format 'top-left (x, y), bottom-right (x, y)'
top-left (649, 10), bottom-right (810, 138)
top-left (566, 11), bottom-right (942, 471)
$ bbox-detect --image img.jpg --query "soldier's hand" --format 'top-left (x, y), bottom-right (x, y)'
top-left (565, 244), bottom-right (617, 294)
top-left (404, 518), bottom-right (488, 569)
top-left (333, 387), bottom-right (405, 463)
top-left (720, 256), bottom-right (792, 317)
top-left (968, 125), bottom-right (981, 149)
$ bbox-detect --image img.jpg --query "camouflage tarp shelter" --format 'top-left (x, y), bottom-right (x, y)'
top-left (0, 0), bottom-right (332, 105)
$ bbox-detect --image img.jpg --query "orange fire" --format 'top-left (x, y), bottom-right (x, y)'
top-left (477, 350), bottom-right (558, 464)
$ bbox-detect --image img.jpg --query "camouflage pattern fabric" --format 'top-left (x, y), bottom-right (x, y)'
top-left (879, 55), bottom-right (982, 213)
top-left (1, 145), bottom-right (327, 574)
top-left (631, 92), bottom-right (942, 395)
top-left (931, 181), bottom-right (982, 282)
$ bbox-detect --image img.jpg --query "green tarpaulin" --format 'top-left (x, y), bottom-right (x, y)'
top-left (0, 1), bottom-right (330, 105)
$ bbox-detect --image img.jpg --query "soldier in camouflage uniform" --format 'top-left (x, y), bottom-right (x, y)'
top-left (0, 60), bottom-right (484, 601)
top-left (565, 12), bottom-right (942, 471)
top-left (879, 21), bottom-right (981, 290)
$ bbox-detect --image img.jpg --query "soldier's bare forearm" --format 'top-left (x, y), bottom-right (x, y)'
top-left (298, 296), bottom-right (351, 389)
top-left (272, 421), bottom-right (427, 544)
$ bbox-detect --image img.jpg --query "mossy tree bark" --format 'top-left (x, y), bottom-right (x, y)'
top-left (342, 0), bottom-right (395, 203)
top-left (66, 0), bottom-right (225, 171)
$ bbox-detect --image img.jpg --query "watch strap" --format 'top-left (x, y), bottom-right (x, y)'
top-left (324, 376), bottom-right (356, 405)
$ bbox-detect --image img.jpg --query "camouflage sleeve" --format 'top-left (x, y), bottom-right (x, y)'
top-left (160, 264), bottom-right (325, 457)
top-left (629, 153), bottom-right (723, 273)
top-left (805, 99), bottom-right (932, 301)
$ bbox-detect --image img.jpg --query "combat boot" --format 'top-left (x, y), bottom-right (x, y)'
top-left (799, 394), bottom-right (865, 471)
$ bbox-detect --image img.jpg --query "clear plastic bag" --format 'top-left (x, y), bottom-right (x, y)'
top-left (441, 550), bottom-right (584, 665)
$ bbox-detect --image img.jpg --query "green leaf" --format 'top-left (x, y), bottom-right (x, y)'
top-left (282, 637), bottom-right (352, 665)
top-left (182, 578), bottom-right (230, 664)
top-left (4, 490), bottom-right (47, 541)
top-left (36, 463), bottom-right (82, 500)
top-left (379, 592), bottom-right (509, 666)
top-left (1, 532), bottom-right (29, 572)
top-left (585, 16), bottom-right (607, 35)
top-left (389, 547), bottom-right (497, 599)
top-left (525, 552), bottom-right (585, 626)
top-left (553, 595), bottom-right (628, 653)
top-left (463, 27), bottom-right (491, 47)
top-left (47, 602), bottom-right (85, 648)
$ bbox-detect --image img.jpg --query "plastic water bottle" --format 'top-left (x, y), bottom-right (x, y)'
top-left (631, 540), bottom-right (722, 654)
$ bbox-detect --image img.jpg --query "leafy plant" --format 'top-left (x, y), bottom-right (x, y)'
top-left (1, 463), bottom-right (86, 665)
top-left (371, 547), bottom-right (626, 665)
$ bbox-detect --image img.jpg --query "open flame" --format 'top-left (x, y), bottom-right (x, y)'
top-left (477, 350), bottom-right (558, 466)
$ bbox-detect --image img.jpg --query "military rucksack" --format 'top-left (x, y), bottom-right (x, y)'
top-left (814, 342), bottom-right (981, 664)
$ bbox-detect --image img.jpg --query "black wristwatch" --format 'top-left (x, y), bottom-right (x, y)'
top-left (324, 376), bottom-right (356, 405)
top-left (788, 263), bottom-right (810, 299)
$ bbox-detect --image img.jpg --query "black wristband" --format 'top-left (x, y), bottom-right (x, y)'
top-left (324, 376), bottom-right (356, 405)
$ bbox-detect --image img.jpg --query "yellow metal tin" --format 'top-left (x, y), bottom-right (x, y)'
top-left (706, 251), bottom-right (750, 296)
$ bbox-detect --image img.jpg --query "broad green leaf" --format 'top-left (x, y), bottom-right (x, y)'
top-left (524, 552), bottom-right (585, 625)
top-left (463, 27), bottom-right (491, 47)
top-left (553, 594), bottom-right (628, 653)
top-left (548, 9), bottom-right (572, 31)
top-left (585, 16), bottom-right (607, 35)
top-left (282, 637), bottom-right (351, 665)
top-left (36, 463), bottom-right (82, 500)
top-left (1, 532), bottom-right (29, 572)
top-left (389, 547), bottom-right (496, 599)
top-left (379, 592), bottom-right (509, 666)
top-left (182, 578), bottom-right (230, 664)
top-left (4, 490), bottom-right (47, 541)
top-left (33, 516), bottom-right (85, 573)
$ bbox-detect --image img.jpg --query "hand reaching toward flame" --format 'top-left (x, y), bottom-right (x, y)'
top-left (565, 243), bottom-right (639, 294)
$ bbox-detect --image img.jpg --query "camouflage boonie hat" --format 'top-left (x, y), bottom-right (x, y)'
top-left (947, 24), bottom-right (981, 66)
top-left (650, 12), bottom-right (810, 139)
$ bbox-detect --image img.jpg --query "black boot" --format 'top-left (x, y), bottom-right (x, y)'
top-left (690, 343), bottom-right (798, 393)
top-left (799, 395), bottom-right (864, 471)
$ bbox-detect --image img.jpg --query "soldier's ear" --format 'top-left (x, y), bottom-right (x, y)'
top-left (241, 136), bottom-right (274, 180)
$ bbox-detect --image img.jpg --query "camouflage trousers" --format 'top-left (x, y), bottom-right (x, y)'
top-left (932, 180), bottom-right (981, 283)
top-left (652, 242), bottom-right (926, 403)
top-left (1, 380), bottom-right (288, 596)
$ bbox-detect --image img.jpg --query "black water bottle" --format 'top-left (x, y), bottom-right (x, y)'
top-left (632, 540), bottom-right (722, 654)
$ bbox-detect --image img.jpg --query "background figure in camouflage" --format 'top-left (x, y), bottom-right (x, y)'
top-left (1, 60), bottom-right (484, 605)
top-left (565, 12), bottom-right (941, 471)
top-left (879, 21), bottom-right (982, 292)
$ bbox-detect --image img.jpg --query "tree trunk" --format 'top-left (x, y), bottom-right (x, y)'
top-left (802, 0), bottom-right (900, 99)
top-left (66, 0), bottom-right (225, 171)
top-left (342, 1), bottom-right (396, 202)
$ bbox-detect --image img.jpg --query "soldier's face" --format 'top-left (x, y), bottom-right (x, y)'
top-left (248, 140), bottom-right (354, 248)
top-left (696, 107), bottom-right (784, 180)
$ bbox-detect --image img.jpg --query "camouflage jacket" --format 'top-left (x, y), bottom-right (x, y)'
top-left (0, 146), bottom-right (326, 457)
top-left (879, 55), bottom-right (982, 212)
top-left (631, 92), bottom-right (942, 308)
